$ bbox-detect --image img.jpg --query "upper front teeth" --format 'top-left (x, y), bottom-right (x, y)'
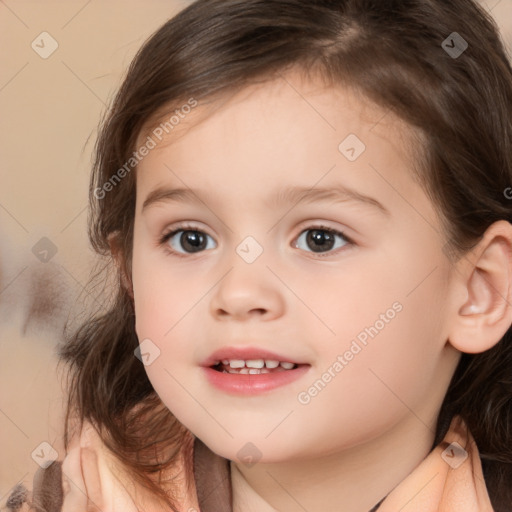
top-left (220, 359), bottom-right (295, 369)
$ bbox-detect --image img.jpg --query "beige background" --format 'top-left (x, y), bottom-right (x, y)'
top-left (0, 0), bottom-right (511, 501)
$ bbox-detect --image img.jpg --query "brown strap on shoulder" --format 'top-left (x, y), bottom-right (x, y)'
top-left (193, 437), bottom-right (232, 512)
top-left (4, 462), bottom-right (63, 512)
top-left (32, 461), bottom-right (63, 512)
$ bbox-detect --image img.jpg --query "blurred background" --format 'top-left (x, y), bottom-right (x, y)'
top-left (0, 0), bottom-right (511, 502)
top-left (0, 0), bottom-right (192, 499)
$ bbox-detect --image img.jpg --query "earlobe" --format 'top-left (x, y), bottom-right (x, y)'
top-left (449, 220), bottom-right (512, 354)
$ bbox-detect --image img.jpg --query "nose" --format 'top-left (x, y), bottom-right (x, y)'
top-left (209, 260), bottom-right (285, 322)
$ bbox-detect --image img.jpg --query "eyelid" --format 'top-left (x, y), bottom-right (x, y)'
top-left (293, 218), bottom-right (356, 242)
top-left (294, 220), bottom-right (354, 240)
top-left (160, 220), bottom-right (212, 240)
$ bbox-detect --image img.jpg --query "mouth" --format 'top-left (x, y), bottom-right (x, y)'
top-left (201, 347), bottom-right (311, 395)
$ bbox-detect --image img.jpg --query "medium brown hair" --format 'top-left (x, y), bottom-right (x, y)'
top-left (61, 0), bottom-right (512, 509)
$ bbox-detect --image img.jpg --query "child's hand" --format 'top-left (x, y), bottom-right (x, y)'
top-left (61, 420), bottom-right (199, 511)
top-left (61, 422), bottom-right (139, 512)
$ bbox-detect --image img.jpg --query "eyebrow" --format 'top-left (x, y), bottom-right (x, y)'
top-left (142, 184), bottom-right (390, 216)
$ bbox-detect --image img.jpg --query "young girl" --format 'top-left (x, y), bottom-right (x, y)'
top-left (5, 0), bottom-right (512, 510)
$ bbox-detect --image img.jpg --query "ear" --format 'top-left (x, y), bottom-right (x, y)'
top-left (107, 231), bottom-right (133, 298)
top-left (448, 220), bottom-right (512, 354)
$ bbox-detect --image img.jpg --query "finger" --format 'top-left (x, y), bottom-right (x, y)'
top-left (61, 446), bottom-right (88, 512)
top-left (80, 446), bottom-right (105, 512)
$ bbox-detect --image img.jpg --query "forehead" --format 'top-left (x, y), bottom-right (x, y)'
top-left (137, 71), bottom-right (416, 150)
top-left (134, 71), bottom-right (425, 212)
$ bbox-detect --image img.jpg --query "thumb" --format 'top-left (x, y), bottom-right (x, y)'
top-left (79, 424), bottom-right (140, 512)
top-left (79, 446), bottom-right (105, 512)
top-left (60, 423), bottom-right (105, 512)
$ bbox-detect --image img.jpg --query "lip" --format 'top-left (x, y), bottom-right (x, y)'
top-left (200, 345), bottom-right (311, 396)
top-left (200, 346), bottom-right (307, 368)
top-left (202, 364), bottom-right (311, 395)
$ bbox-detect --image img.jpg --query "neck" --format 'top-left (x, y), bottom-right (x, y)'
top-left (231, 412), bottom-right (436, 512)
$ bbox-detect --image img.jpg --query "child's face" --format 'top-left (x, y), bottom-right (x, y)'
top-left (131, 72), bottom-right (461, 462)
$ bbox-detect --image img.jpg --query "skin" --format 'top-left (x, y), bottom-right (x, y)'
top-left (127, 70), bottom-right (512, 512)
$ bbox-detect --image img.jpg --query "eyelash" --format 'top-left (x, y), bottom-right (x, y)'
top-left (159, 222), bottom-right (355, 259)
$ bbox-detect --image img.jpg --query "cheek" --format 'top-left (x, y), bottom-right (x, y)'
top-left (288, 296), bottom-right (446, 458)
top-left (130, 237), bottom-right (212, 401)
top-left (290, 249), bottom-right (448, 445)
top-left (131, 234), bottom-right (207, 341)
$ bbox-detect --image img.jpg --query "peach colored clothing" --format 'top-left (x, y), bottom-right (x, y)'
top-left (3, 416), bottom-right (495, 511)
top-left (378, 416), bottom-right (494, 512)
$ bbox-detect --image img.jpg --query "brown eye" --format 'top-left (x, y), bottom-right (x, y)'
top-left (178, 230), bottom-right (207, 252)
top-left (294, 227), bottom-right (351, 255)
top-left (163, 227), bottom-right (216, 255)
